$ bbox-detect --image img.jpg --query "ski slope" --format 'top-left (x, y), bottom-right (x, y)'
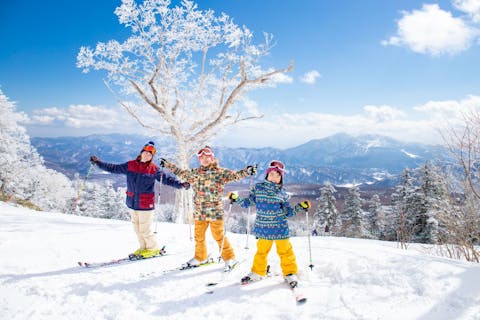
top-left (0, 201), bottom-right (479, 320)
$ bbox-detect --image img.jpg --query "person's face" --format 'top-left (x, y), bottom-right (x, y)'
top-left (198, 154), bottom-right (213, 166)
top-left (140, 151), bottom-right (153, 162)
top-left (267, 170), bottom-right (282, 184)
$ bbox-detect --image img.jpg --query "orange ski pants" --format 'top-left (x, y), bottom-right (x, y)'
top-left (194, 220), bottom-right (235, 261)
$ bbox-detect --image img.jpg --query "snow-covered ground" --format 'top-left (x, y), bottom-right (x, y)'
top-left (1, 201), bottom-right (479, 320)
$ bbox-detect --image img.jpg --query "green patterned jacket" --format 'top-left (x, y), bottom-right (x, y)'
top-left (164, 161), bottom-right (251, 221)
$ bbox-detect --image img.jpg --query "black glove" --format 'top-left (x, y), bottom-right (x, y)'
top-left (297, 200), bottom-right (311, 211)
top-left (246, 164), bottom-right (257, 176)
top-left (228, 192), bottom-right (239, 203)
top-left (182, 182), bottom-right (191, 190)
top-left (159, 158), bottom-right (167, 167)
top-left (90, 156), bottom-right (99, 164)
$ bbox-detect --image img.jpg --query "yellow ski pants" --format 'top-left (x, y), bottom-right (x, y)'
top-left (194, 220), bottom-right (235, 261)
top-left (251, 238), bottom-right (298, 276)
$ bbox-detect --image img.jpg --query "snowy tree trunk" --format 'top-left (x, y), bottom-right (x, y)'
top-left (173, 142), bottom-right (192, 224)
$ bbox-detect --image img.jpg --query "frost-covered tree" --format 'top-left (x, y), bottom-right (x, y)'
top-left (0, 89), bottom-right (74, 211)
top-left (440, 109), bottom-right (480, 261)
top-left (390, 168), bottom-right (420, 247)
top-left (314, 183), bottom-right (338, 234)
top-left (415, 161), bottom-right (451, 244)
top-left (340, 185), bottom-right (367, 238)
top-left (368, 194), bottom-right (385, 239)
top-left (77, 0), bottom-right (293, 223)
top-left (73, 179), bottom-right (130, 220)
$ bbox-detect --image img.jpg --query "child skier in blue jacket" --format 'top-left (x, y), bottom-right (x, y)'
top-left (90, 141), bottom-right (189, 258)
top-left (229, 160), bottom-right (310, 286)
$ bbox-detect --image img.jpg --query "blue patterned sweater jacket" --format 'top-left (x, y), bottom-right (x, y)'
top-left (238, 180), bottom-right (302, 240)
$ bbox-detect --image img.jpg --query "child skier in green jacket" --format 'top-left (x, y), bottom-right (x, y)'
top-left (229, 160), bottom-right (310, 286)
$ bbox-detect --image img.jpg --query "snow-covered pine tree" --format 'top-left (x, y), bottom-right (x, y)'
top-left (314, 182), bottom-right (338, 234)
top-left (414, 161), bottom-right (451, 244)
top-left (340, 185), bottom-right (368, 238)
top-left (390, 168), bottom-right (420, 247)
top-left (0, 89), bottom-right (74, 211)
top-left (368, 194), bottom-right (385, 239)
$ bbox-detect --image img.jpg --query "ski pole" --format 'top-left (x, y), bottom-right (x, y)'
top-left (305, 209), bottom-right (314, 270)
top-left (185, 189), bottom-right (193, 241)
top-left (245, 164), bottom-right (257, 250)
top-left (218, 200), bottom-right (233, 263)
top-left (70, 162), bottom-right (94, 213)
top-left (154, 171), bottom-right (164, 234)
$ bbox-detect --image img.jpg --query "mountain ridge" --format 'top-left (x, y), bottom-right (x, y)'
top-left (31, 133), bottom-right (450, 186)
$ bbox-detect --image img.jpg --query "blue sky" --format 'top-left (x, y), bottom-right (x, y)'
top-left (1, 0), bottom-right (480, 148)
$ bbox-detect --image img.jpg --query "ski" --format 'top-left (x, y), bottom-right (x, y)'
top-left (178, 257), bottom-right (217, 270)
top-left (139, 256), bottom-right (218, 278)
top-left (206, 260), bottom-right (240, 286)
top-left (78, 246), bottom-right (166, 268)
top-left (205, 259), bottom-right (244, 293)
top-left (238, 268), bottom-right (307, 305)
top-left (286, 280), bottom-right (307, 305)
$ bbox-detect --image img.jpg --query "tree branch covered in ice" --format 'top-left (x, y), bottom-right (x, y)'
top-left (77, 0), bottom-right (293, 167)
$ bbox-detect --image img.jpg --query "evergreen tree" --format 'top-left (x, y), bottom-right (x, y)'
top-left (415, 161), bottom-right (451, 243)
top-left (390, 168), bottom-right (420, 246)
top-left (340, 185), bottom-right (368, 238)
top-left (368, 194), bottom-right (385, 239)
top-left (314, 183), bottom-right (338, 234)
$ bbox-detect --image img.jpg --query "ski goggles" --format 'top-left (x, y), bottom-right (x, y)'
top-left (268, 160), bottom-right (285, 172)
top-left (142, 145), bottom-right (156, 155)
top-left (197, 147), bottom-right (214, 157)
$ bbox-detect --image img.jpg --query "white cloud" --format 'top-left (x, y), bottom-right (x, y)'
top-left (29, 104), bottom-right (138, 129)
top-left (242, 99), bottom-right (262, 117)
top-left (26, 96), bottom-right (480, 149)
top-left (299, 70), bottom-right (321, 84)
top-left (215, 95), bottom-right (480, 148)
top-left (270, 72), bottom-right (293, 84)
top-left (414, 94), bottom-right (480, 119)
top-left (383, 4), bottom-right (477, 56)
top-left (363, 105), bottom-right (406, 122)
top-left (453, 0), bottom-right (480, 22)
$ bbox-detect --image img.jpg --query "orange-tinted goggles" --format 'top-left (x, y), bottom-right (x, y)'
top-left (142, 145), bottom-right (156, 155)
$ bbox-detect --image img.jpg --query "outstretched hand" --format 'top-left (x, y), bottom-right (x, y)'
top-left (246, 164), bottom-right (257, 176)
top-left (159, 158), bottom-right (167, 167)
top-left (90, 156), bottom-right (99, 164)
top-left (298, 200), bottom-right (311, 211)
top-left (228, 191), bottom-right (239, 203)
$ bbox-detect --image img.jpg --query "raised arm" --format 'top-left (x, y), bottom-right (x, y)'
top-left (159, 158), bottom-right (194, 182)
top-left (222, 164), bottom-right (257, 183)
top-left (156, 168), bottom-right (189, 189)
top-left (231, 186), bottom-right (256, 209)
top-left (90, 156), bottom-right (128, 174)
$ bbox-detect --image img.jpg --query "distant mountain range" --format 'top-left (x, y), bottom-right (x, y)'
top-left (31, 133), bottom-right (451, 187)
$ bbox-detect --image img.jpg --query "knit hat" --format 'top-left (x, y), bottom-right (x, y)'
top-left (197, 146), bottom-right (215, 160)
top-left (141, 141), bottom-right (156, 155)
top-left (265, 160), bottom-right (285, 184)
